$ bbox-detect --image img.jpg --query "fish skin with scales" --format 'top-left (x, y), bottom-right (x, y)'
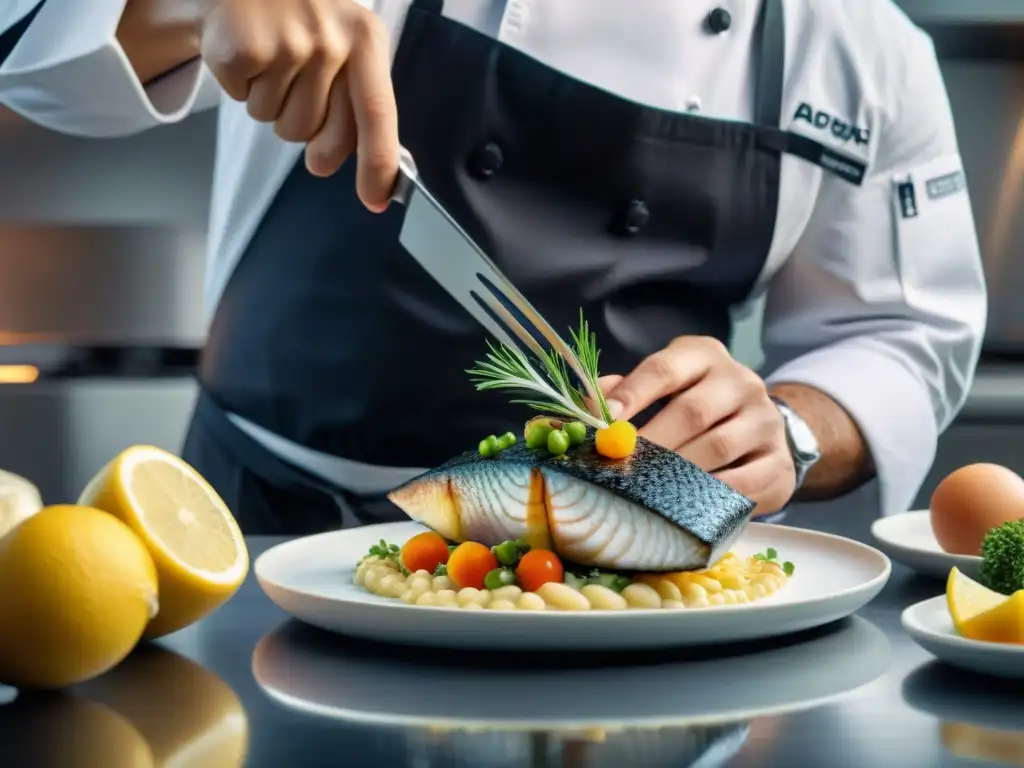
top-left (387, 434), bottom-right (755, 572)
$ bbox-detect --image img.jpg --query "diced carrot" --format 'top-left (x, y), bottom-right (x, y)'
top-left (400, 531), bottom-right (450, 574)
top-left (447, 542), bottom-right (499, 590)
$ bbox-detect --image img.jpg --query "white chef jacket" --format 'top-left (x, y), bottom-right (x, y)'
top-left (0, 0), bottom-right (987, 517)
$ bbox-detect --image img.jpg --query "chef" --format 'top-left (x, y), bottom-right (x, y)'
top-left (1, 0), bottom-right (986, 534)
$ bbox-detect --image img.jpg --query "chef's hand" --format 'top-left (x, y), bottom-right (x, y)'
top-left (197, 0), bottom-right (399, 209)
top-left (602, 337), bottom-right (795, 516)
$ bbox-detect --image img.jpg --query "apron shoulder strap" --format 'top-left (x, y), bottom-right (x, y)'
top-left (754, 0), bottom-right (786, 128)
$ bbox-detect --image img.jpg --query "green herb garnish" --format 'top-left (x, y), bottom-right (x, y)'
top-left (365, 539), bottom-right (409, 575)
top-left (467, 311), bottom-right (613, 429)
top-left (433, 562), bottom-right (448, 577)
top-left (754, 547), bottom-right (795, 576)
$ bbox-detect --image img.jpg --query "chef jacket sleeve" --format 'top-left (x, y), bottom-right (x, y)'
top-left (0, 0), bottom-right (217, 137)
top-left (760, 33), bottom-right (987, 517)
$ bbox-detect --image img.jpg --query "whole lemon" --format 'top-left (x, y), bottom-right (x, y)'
top-left (0, 504), bottom-right (159, 689)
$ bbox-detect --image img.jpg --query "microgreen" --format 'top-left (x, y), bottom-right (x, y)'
top-left (754, 547), bottom-right (795, 576)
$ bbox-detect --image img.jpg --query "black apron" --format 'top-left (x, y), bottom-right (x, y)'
top-left (184, 0), bottom-right (797, 534)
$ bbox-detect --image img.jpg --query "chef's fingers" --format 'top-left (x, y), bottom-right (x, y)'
top-left (605, 345), bottom-right (713, 421)
top-left (245, 43), bottom-right (308, 123)
top-left (275, 28), bottom-right (350, 143)
top-left (672, 414), bottom-right (757, 474)
top-left (306, 72), bottom-right (357, 177)
top-left (346, 11), bottom-right (399, 212)
top-left (714, 451), bottom-right (794, 517)
top-left (639, 376), bottom-right (746, 449)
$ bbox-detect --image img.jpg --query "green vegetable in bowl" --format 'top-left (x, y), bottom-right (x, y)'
top-left (979, 520), bottom-right (1024, 595)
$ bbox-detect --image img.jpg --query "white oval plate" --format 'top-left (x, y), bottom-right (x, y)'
top-left (255, 521), bottom-right (891, 651)
top-left (870, 510), bottom-right (981, 581)
top-left (252, 615), bottom-right (890, 730)
top-left (901, 595), bottom-right (1024, 679)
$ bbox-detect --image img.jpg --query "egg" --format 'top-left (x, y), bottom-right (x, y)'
top-left (930, 463), bottom-right (1024, 556)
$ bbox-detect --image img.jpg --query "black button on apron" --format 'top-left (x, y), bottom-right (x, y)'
top-left (707, 7), bottom-right (732, 34)
top-left (618, 200), bottom-right (650, 235)
top-left (192, 0), bottom-right (790, 534)
top-left (469, 141), bottom-right (504, 179)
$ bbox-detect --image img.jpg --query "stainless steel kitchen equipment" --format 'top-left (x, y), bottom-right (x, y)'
top-left (0, 225), bottom-right (204, 504)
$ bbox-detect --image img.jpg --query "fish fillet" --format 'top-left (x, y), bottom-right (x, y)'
top-left (387, 436), bottom-right (754, 571)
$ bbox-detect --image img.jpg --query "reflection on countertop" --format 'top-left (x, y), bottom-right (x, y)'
top-left (251, 616), bottom-right (889, 768)
top-left (903, 661), bottom-right (1024, 767)
top-left (0, 644), bottom-right (248, 768)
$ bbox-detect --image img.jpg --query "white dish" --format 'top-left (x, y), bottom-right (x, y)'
top-left (252, 614), bottom-right (890, 731)
top-left (255, 521), bottom-right (891, 651)
top-left (901, 595), bottom-right (1024, 680)
top-left (870, 510), bottom-right (981, 581)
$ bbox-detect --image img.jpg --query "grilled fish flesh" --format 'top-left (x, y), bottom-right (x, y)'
top-left (387, 436), bottom-right (754, 572)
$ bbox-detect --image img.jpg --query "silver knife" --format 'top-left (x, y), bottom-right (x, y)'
top-left (390, 146), bottom-right (603, 412)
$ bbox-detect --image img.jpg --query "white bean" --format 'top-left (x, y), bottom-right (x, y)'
top-left (432, 575), bottom-right (456, 591)
top-left (681, 582), bottom-right (708, 606)
top-left (621, 583), bottom-right (662, 609)
top-left (413, 569), bottom-right (432, 579)
top-left (379, 573), bottom-right (408, 598)
top-left (415, 592), bottom-right (438, 606)
top-left (363, 566), bottom-right (388, 594)
top-left (434, 589), bottom-right (457, 607)
top-left (460, 601), bottom-right (483, 610)
top-left (707, 592), bottom-right (726, 606)
top-left (581, 584), bottom-right (628, 610)
top-left (517, 592), bottom-right (546, 611)
top-left (408, 575), bottom-right (433, 594)
top-left (653, 580), bottom-right (682, 602)
top-left (457, 587), bottom-right (490, 607)
top-left (536, 582), bottom-right (591, 611)
top-left (489, 585), bottom-right (523, 604)
top-left (489, 599), bottom-right (517, 611)
top-left (661, 599), bottom-right (685, 610)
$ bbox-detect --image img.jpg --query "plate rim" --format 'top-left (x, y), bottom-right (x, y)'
top-left (255, 521), bottom-right (892, 620)
top-left (901, 595), bottom-right (1024, 657)
top-left (870, 510), bottom-right (982, 565)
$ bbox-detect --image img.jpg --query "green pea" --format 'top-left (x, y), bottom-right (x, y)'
top-left (563, 572), bottom-right (588, 591)
top-left (514, 537), bottom-right (531, 551)
top-left (565, 421), bottom-right (587, 446)
top-left (497, 431), bottom-right (517, 450)
top-left (525, 421), bottom-right (553, 450)
top-left (493, 540), bottom-right (521, 567)
top-left (484, 567), bottom-right (516, 591)
top-left (547, 428), bottom-right (570, 455)
top-left (478, 435), bottom-right (500, 458)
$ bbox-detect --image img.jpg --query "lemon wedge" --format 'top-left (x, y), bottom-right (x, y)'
top-left (959, 592), bottom-right (1024, 644)
top-left (946, 567), bottom-right (1008, 633)
top-left (78, 445), bottom-right (248, 639)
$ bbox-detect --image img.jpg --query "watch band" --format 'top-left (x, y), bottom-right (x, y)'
top-left (770, 396), bottom-right (822, 492)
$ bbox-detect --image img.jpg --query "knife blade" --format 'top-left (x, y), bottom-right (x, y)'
top-left (390, 146), bottom-right (603, 412)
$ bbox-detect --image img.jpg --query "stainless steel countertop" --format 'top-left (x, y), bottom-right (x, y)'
top-left (2, 501), bottom-right (1021, 767)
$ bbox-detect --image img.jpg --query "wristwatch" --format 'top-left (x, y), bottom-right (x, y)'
top-left (770, 396), bottom-right (822, 492)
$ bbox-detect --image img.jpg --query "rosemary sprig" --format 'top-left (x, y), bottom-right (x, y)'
top-left (466, 311), bottom-right (613, 429)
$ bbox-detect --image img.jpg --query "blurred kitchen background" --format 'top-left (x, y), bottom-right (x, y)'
top-left (0, 0), bottom-right (1021, 508)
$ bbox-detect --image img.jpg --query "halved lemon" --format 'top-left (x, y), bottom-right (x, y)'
top-left (79, 445), bottom-right (248, 638)
top-left (946, 566), bottom-right (1009, 634)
